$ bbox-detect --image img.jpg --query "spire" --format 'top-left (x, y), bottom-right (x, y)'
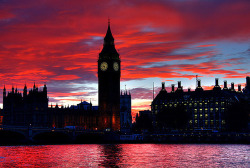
top-left (3, 85), bottom-right (6, 97)
top-left (153, 82), bottom-right (154, 100)
top-left (43, 82), bottom-right (47, 93)
top-left (23, 83), bottom-right (27, 97)
top-left (125, 85), bottom-right (127, 95)
top-left (104, 18), bottom-right (114, 44)
top-left (99, 19), bottom-right (119, 59)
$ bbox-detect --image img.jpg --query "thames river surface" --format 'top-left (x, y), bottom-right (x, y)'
top-left (0, 144), bottom-right (249, 167)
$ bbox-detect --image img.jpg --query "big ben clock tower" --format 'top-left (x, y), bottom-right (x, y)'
top-left (98, 21), bottom-right (120, 131)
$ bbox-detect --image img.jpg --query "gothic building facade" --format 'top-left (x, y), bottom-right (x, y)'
top-left (120, 90), bottom-right (132, 132)
top-left (2, 84), bottom-right (99, 129)
top-left (3, 83), bottom-right (48, 127)
top-left (98, 22), bottom-right (121, 131)
top-left (1, 23), bottom-right (130, 132)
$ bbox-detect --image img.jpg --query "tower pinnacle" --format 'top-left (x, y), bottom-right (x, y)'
top-left (99, 20), bottom-right (119, 59)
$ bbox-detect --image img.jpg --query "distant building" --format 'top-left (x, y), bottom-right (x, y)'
top-left (134, 110), bottom-right (153, 132)
top-left (138, 110), bottom-right (152, 119)
top-left (151, 77), bottom-right (250, 132)
top-left (70, 100), bottom-right (98, 111)
top-left (120, 90), bottom-right (132, 132)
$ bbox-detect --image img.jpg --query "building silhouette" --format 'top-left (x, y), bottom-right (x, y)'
top-left (2, 84), bottom-right (99, 129)
top-left (3, 83), bottom-right (48, 127)
top-left (120, 90), bottom-right (132, 132)
top-left (151, 77), bottom-right (250, 132)
top-left (98, 21), bottom-right (121, 131)
top-left (48, 102), bottom-right (98, 129)
top-left (1, 23), bottom-right (131, 132)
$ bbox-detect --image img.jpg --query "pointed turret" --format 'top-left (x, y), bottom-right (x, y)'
top-left (99, 19), bottom-right (119, 59)
top-left (23, 84), bottom-right (27, 97)
top-left (104, 19), bottom-right (114, 45)
top-left (43, 83), bottom-right (47, 93)
top-left (3, 85), bottom-right (6, 97)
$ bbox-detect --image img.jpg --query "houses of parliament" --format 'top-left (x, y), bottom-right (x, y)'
top-left (0, 23), bottom-right (132, 132)
top-left (0, 22), bottom-right (249, 133)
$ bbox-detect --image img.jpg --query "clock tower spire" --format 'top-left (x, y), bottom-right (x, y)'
top-left (98, 20), bottom-right (120, 131)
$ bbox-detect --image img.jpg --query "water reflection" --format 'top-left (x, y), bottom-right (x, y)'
top-left (0, 144), bottom-right (249, 167)
top-left (99, 144), bottom-right (122, 167)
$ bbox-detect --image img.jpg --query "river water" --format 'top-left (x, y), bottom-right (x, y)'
top-left (0, 144), bottom-right (249, 167)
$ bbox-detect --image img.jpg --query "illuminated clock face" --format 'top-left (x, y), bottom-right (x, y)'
top-left (113, 62), bottom-right (119, 71)
top-left (100, 62), bottom-right (108, 71)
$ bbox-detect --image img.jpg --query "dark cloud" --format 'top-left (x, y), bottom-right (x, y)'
top-left (0, 0), bottom-right (249, 109)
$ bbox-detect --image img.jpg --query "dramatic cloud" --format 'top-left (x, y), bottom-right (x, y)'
top-left (0, 0), bottom-right (250, 116)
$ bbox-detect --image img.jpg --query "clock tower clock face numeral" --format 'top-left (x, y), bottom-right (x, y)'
top-left (113, 62), bottom-right (119, 71)
top-left (100, 62), bottom-right (108, 71)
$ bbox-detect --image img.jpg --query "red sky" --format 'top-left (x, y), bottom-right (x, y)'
top-left (0, 0), bottom-right (250, 119)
